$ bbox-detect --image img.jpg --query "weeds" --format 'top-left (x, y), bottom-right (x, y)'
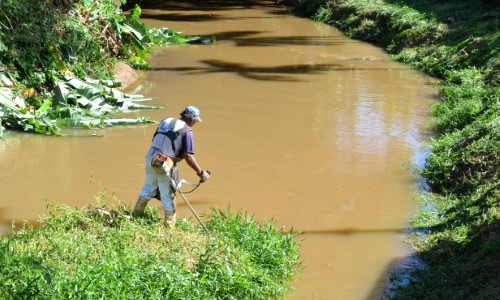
top-left (0, 203), bottom-right (300, 299)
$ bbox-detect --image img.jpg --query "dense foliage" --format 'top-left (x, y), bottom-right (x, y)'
top-left (295, 0), bottom-right (499, 298)
top-left (0, 203), bottom-right (300, 299)
top-left (0, 0), bottom-right (211, 136)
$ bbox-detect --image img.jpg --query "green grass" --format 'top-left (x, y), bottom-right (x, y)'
top-left (295, 0), bottom-right (499, 298)
top-left (0, 203), bottom-right (301, 299)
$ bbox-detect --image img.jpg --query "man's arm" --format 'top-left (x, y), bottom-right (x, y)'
top-left (181, 131), bottom-right (209, 182)
top-left (184, 153), bottom-right (203, 176)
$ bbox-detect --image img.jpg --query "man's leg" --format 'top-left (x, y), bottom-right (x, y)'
top-left (134, 161), bottom-right (158, 216)
top-left (158, 168), bottom-right (177, 228)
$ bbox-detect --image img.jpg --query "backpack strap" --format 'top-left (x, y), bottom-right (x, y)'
top-left (152, 118), bottom-right (192, 140)
top-left (151, 118), bottom-right (192, 156)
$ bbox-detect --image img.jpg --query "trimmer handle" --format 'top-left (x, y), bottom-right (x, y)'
top-left (195, 169), bottom-right (211, 185)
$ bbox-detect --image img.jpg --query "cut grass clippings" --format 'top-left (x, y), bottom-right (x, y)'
top-left (0, 203), bottom-right (301, 300)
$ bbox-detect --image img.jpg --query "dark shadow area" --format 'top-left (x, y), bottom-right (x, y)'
top-left (266, 9), bottom-right (294, 16)
top-left (123, 0), bottom-right (277, 12)
top-left (139, 11), bottom-right (284, 23)
top-left (151, 59), bottom-right (335, 81)
top-left (202, 30), bottom-right (267, 41)
top-left (151, 59), bottom-right (407, 81)
top-left (301, 227), bottom-right (407, 235)
top-left (384, 219), bottom-right (500, 299)
top-left (139, 11), bottom-right (225, 22)
top-left (125, 0), bottom-right (294, 25)
top-left (234, 35), bottom-right (348, 47)
top-left (366, 215), bottom-right (500, 298)
top-left (384, 0), bottom-right (499, 23)
top-left (382, 0), bottom-right (500, 54)
top-left (366, 254), bottom-right (426, 300)
top-left (192, 30), bottom-right (348, 46)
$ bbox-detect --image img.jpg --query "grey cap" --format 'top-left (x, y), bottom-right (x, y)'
top-left (180, 106), bottom-right (202, 122)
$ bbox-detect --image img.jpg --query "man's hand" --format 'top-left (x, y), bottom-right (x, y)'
top-left (198, 170), bottom-right (210, 183)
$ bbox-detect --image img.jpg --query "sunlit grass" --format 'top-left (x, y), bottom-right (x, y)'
top-left (0, 203), bottom-right (301, 299)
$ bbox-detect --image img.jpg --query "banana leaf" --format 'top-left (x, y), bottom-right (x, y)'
top-left (53, 76), bottom-right (160, 116)
top-left (1, 75), bottom-right (157, 136)
top-left (79, 117), bottom-right (152, 127)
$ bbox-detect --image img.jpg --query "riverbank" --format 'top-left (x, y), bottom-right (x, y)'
top-left (0, 1), bottom-right (211, 136)
top-left (0, 202), bottom-right (300, 299)
top-left (294, 0), bottom-right (499, 298)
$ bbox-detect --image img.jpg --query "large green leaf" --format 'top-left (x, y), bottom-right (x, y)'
top-left (1, 74), bottom-right (157, 136)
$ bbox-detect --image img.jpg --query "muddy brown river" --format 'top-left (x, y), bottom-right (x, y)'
top-left (0, 1), bottom-right (437, 299)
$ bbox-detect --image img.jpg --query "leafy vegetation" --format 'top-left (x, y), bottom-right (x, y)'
top-left (0, 202), bottom-right (300, 299)
top-left (0, 0), bottom-right (212, 136)
top-left (295, 0), bottom-right (499, 298)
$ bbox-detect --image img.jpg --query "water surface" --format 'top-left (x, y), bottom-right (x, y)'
top-left (0, 1), bottom-right (436, 298)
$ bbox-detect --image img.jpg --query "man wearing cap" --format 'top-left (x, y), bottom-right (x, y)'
top-left (133, 106), bottom-right (210, 227)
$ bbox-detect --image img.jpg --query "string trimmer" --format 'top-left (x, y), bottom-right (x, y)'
top-left (154, 171), bottom-right (211, 234)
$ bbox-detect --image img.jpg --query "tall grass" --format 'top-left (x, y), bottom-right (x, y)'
top-left (0, 203), bottom-right (300, 299)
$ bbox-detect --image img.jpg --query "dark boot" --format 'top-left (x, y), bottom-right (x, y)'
top-left (133, 197), bottom-right (149, 217)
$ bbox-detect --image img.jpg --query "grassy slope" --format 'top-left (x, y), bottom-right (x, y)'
top-left (295, 0), bottom-right (499, 299)
top-left (0, 203), bottom-right (300, 299)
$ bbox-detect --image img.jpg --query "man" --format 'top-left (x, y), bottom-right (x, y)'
top-left (134, 106), bottom-right (210, 227)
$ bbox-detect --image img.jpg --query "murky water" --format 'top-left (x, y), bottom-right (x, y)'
top-left (0, 0), bottom-right (436, 298)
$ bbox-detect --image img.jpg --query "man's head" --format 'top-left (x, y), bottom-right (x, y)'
top-left (180, 106), bottom-right (202, 126)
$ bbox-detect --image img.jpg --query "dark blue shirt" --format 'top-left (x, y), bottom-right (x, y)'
top-left (181, 130), bottom-right (195, 155)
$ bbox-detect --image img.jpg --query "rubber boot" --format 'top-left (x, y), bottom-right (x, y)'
top-left (164, 211), bottom-right (176, 228)
top-left (133, 197), bottom-right (149, 217)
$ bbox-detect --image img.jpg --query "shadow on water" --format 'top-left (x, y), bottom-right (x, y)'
top-left (302, 227), bottom-right (407, 235)
top-left (139, 11), bottom-right (284, 23)
top-left (366, 255), bottom-right (420, 300)
top-left (140, 11), bottom-right (225, 22)
top-left (203, 30), bottom-right (268, 41)
top-left (123, 0), bottom-right (276, 12)
top-left (152, 59), bottom-right (407, 81)
top-left (234, 36), bottom-right (349, 47)
top-left (178, 28), bottom-right (352, 46)
top-left (367, 218), bottom-right (500, 299)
